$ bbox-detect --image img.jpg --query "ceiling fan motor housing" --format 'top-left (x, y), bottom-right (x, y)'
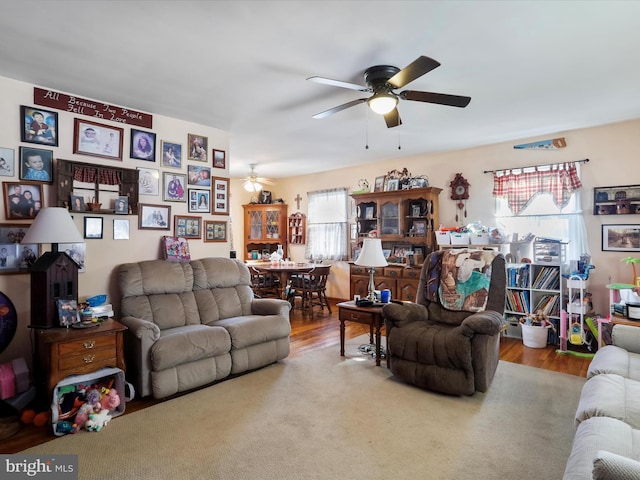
top-left (364, 65), bottom-right (401, 92)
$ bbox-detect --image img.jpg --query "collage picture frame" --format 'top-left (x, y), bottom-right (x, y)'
top-left (212, 177), bottom-right (229, 215)
top-left (73, 118), bottom-right (124, 160)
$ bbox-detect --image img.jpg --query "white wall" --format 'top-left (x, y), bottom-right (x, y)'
top-left (231, 118), bottom-right (640, 317)
top-left (0, 75), bottom-right (231, 365)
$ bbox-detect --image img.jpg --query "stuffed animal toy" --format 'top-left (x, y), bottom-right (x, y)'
top-left (85, 388), bottom-right (102, 412)
top-left (99, 389), bottom-right (121, 413)
top-left (85, 409), bottom-right (111, 432)
top-left (73, 403), bottom-right (95, 433)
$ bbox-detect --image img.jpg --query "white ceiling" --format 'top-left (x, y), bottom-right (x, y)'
top-left (1, 1), bottom-right (639, 181)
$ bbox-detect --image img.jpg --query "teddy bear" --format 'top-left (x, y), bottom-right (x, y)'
top-left (84, 409), bottom-right (112, 432)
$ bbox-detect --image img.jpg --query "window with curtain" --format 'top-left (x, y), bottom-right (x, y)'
top-left (493, 162), bottom-right (588, 261)
top-left (305, 188), bottom-right (348, 261)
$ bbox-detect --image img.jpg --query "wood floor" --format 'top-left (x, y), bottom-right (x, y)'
top-left (1, 299), bottom-right (591, 453)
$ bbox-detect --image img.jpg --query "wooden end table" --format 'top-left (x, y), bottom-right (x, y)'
top-left (337, 301), bottom-right (387, 367)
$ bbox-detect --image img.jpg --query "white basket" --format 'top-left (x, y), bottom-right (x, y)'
top-left (521, 324), bottom-right (550, 348)
top-left (470, 233), bottom-right (490, 245)
top-left (450, 232), bottom-right (470, 245)
top-left (566, 278), bottom-right (588, 289)
top-left (567, 303), bottom-right (588, 315)
top-left (436, 231), bottom-right (450, 245)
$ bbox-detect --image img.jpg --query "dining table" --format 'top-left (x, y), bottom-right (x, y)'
top-left (248, 262), bottom-right (316, 299)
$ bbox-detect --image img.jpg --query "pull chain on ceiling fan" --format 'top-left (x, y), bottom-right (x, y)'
top-left (307, 55), bottom-right (471, 128)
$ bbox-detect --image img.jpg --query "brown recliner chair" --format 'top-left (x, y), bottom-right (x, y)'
top-left (382, 249), bottom-right (506, 396)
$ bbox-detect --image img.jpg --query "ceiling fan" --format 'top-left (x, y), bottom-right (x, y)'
top-left (242, 164), bottom-right (273, 192)
top-left (307, 55), bottom-right (471, 128)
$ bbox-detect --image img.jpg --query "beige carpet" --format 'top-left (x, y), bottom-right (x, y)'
top-left (23, 336), bottom-right (585, 479)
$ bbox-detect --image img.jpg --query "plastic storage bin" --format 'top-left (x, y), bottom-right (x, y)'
top-left (436, 231), bottom-right (450, 245)
top-left (470, 233), bottom-right (490, 245)
top-left (521, 324), bottom-right (550, 348)
top-left (450, 232), bottom-right (470, 245)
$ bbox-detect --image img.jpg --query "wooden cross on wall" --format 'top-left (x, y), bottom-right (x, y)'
top-left (294, 194), bottom-right (302, 210)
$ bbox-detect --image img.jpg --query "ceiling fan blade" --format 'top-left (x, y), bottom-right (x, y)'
top-left (384, 108), bottom-right (402, 128)
top-left (400, 90), bottom-right (471, 108)
top-left (312, 98), bottom-right (368, 119)
top-left (307, 76), bottom-right (368, 92)
top-left (387, 56), bottom-right (441, 89)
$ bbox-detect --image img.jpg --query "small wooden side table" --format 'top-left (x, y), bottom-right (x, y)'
top-left (337, 301), bottom-right (387, 367)
top-left (34, 319), bottom-right (127, 394)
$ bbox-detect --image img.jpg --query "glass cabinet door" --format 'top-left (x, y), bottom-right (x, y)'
top-left (248, 210), bottom-right (263, 240)
top-left (380, 201), bottom-right (399, 235)
top-left (265, 210), bottom-right (281, 240)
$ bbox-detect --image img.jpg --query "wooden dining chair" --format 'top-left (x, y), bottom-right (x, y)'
top-left (287, 265), bottom-right (332, 318)
top-left (249, 266), bottom-right (280, 298)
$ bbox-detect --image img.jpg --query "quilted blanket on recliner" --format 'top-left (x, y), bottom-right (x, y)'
top-left (429, 249), bottom-right (498, 312)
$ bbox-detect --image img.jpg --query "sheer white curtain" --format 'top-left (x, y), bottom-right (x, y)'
top-left (305, 188), bottom-right (348, 261)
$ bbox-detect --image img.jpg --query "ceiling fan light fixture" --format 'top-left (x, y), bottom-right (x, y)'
top-left (244, 180), bottom-right (263, 192)
top-left (368, 92), bottom-right (398, 115)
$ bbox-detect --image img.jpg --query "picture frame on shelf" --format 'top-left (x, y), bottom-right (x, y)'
top-left (365, 206), bottom-right (374, 219)
top-left (0, 224), bottom-right (39, 274)
top-left (59, 242), bottom-right (86, 272)
top-left (130, 129), bottom-right (156, 162)
top-left (3, 181), bottom-right (43, 220)
top-left (20, 105), bottom-right (58, 146)
top-left (84, 217), bottom-right (103, 239)
top-left (212, 177), bottom-right (229, 215)
top-left (174, 215), bottom-right (202, 239)
top-left (187, 134), bottom-right (208, 162)
top-left (385, 179), bottom-right (400, 191)
top-left (161, 141), bottom-right (182, 169)
top-left (187, 165), bottom-right (211, 186)
top-left (73, 118), bottom-right (124, 160)
top-left (204, 220), bottom-right (227, 242)
top-left (413, 220), bottom-right (427, 237)
top-left (19, 146), bottom-right (53, 182)
top-left (114, 196), bottom-right (129, 214)
top-left (601, 224), bottom-right (640, 252)
top-left (70, 195), bottom-right (85, 212)
top-left (57, 299), bottom-right (79, 328)
top-left (138, 203), bottom-right (171, 230)
top-left (0, 147), bottom-right (15, 177)
top-left (138, 167), bottom-right (160, 196)
top-left (374, 176), bottom-right (385, 192)
top-left (113, 219), bottom-right (130, 240)
top-left (162, 172), bottom-right (187, 202)
top-left (189, 189), bottom-right (210, 213)
top-left (213, 149), bottom-right (226, 169)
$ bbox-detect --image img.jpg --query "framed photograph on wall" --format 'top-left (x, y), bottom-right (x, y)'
top-left (113, 219), bottom-right (130, 240)
top-left (137, 167), bottom-right (160, 196)
top-left (84, 217), bottom-right (103, 239)
top-left (187, 134), bottom-right (208, 162)
top-left (204, 220), bottom-right (227, 242)
top-left (3, 182), bottom-right (43, 220)
top-left (602, 224), bottom-right (640, 252)
top-left (189, 189), bottom-right (210, 213)
top-left (59, 242), bottom-right (87, 272)
top-left (73, 118), bottom-right (123, 160)
top-left (162, 172), bottom-right (187, 202)
top-left (19, 146), bottom-right (53, 182)
top-left (174, 215), bottom-right (202, 239)
top-left (187, 165), bottom-right (211, 186)
top-left (130, 129), bottom-right (156, 162)
top-left (212, 177), bottom-right (229, 215)
top-left (20, 106), bottom-right (58, 146)
top-left (0, 147), bottom-right (15, 177)
top-left (161, 141), bottom-right (182, 169)
top-left (0, 224), bottom-right (39, 274)
top-left (138, 203), bottom-right (171, 230)
top-left (213, 149), bottom-right (226, 169)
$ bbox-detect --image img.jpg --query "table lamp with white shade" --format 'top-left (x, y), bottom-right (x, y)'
top-left (354, 238), bottom-right (388, 302)
top-left (22, 207), bottom-right (84, 328)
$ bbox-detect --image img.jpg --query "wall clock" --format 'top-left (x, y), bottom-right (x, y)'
top-left (449, 173), bottom-right (470, 200)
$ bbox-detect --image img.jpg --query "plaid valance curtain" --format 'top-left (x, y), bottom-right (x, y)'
top-left (492, 162), bottom-right (582, 214)
top-left (73, 166), bottom-right (121, 185)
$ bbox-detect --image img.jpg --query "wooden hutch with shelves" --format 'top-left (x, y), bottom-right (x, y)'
top-left (349, 187), bottom-right (441, 301)
top-left (288, 212), bottom-right (306, 245)
top-left (243, 203), bottom-right (288, 260)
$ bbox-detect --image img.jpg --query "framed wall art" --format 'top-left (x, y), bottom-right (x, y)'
top-left (602, 224), bottom-right (640, 252)
top-left (113, 219), bottom-right (130, 240)
top-left (163, 172), bottom-right (187, 202)
top-left (20, 106), bottom-right (58, 146)
top-left (188, 165), bottom-right (211, 187)
top-left (130, 129), bottom-right (156, 162)
top-left (138, 203), bottom-right (171, 230)
top-left (189, 189), bottom-right (210, 213)
top-left (73, 118), bottom-right (124, 160)
top-left (0, 147), bottom-right (15, 177)
top-left (161, 141), bottom-right (182, 169)
top-left (0, 224), bottom-right (39, 274)
top-left (187, 134), bottom-right (207, 162)
top-left (174, 215), bottom-right (202, 239)
top-left (19, 146), bottom-right (53, 182)
top-left (115, 196), bottom-right (129, 214)
top-left (204, 221), bottom-right (227, 242)
top-left (70, 195), bottom-right (85, 212)
top-left (213, 149), bottom-right (226, 169)
top-left (84, 217), bottom-right (103, 239)
top-left (212, 177), bottom-right (229, 215)
top-left (59, 242), bottom-right (87, 272)
top-left (3, 182), bottom-right (43, 220)
top-left (138, 167), bottom-right (160, 196)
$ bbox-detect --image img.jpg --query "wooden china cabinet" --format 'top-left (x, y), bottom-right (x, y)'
top-left (243, 203), bottom-right (288, 260)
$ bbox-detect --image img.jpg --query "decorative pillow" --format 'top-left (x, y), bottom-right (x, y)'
top-left (438, 249), bottom-right (497, 312)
